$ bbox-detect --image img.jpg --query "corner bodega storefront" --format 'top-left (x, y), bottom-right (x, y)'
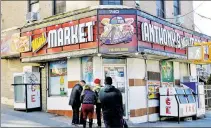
top-left (20, 8), bottom-right (211, 123)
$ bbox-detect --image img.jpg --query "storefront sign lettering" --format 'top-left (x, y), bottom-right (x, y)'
top-left (166, 97), bottom-right (171, 114)
top-left (31, 33), bottom-right (47, 52)
top-left (141, 22), bottom-right (202, 49)
top-left (48, 21), bottom-right (95, 48)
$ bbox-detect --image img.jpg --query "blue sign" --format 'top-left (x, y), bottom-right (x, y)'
top-left (98, 9), bottom-right (136, 15)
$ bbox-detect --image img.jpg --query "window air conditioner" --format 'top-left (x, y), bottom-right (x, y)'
top-left (135, 1), bottom-right (140, 9)
top-left (26, 12), bottom-right (40, 22)
top-left (174, 15), bottom-right (184, 25)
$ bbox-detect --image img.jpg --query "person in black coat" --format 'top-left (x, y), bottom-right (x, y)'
top-left (99, 77), bottom-right (124, 128)
top-left (69, 80), bottom-right (86, 125)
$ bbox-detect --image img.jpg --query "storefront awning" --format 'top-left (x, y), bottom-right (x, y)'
top-left (21, 48), bottom-right (97, 63)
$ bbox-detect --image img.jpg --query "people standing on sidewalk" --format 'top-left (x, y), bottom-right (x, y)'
top-left (69, 80), bottom-right (86, 125)
top-left (99, 77), bottom-right (124, 128)
top-left (93, 78), bottom-right (103, 127)
top-left (81, 85), bottom-right (97, 128)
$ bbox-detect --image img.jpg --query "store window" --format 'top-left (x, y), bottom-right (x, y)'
top-left (82, 57), bottom-right (93, 85)
top-left (100, 0), bottom-right (122, 5)
top-left (49, 60), bottom-right (67, 96)
top-left (174, 0), bottom-right (180, 16)
top-left (156, 0), bottom-right (165, 18)
top-left (53, 0), bottom-right (66, 15)
top-left (29, 0), bottom-right (39, 12)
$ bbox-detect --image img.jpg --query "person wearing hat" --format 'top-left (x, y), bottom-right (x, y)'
top-left (81, 85), bottom-right (97, 128)
top-left (93, 78), bottom-right (103, 127)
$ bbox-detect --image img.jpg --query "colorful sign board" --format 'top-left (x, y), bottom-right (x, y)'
top-left (48, 21), bottom-right (95, 48)
top-left (31, 33), bottom-right (47, 52)
top-left (1, 32), bottom-right (31, 56)
top-left (187, 46), bottom-right (203, 60)
top-left (148, 81), bottom-right (160, 99)
top-left (49, 60), bottom-right (67, 96)
top-left (99, 9), bottom-right (137, 53)
top-left (161, 61), bottom-right (174, 87)
top-left (82, 57), bottom-right (93, 85)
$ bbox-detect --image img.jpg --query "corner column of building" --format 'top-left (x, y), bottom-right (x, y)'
top-left (127, 58), bottom-right (148, 123)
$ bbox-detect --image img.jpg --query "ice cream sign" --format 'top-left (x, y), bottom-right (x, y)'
top-left (100, 16), bottom-right (134, 45)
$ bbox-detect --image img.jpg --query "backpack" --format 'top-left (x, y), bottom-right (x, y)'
top-left (94, 86), bottom-right (102, 103)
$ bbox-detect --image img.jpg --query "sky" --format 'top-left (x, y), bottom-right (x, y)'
top-left (193, 1), bottom-right (211, 37)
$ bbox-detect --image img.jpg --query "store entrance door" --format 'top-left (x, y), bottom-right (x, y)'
top-left (103, 65), bottom-right (128, 119)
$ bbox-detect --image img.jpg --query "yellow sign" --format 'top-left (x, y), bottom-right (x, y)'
top-left (188, 42), bottom-right (211, 64)
top-left (31, 33), bottom-right (47, 52)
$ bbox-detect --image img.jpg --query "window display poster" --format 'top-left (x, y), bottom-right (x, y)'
top-left (161, 61), bottom-right (174, 86)
top-left (82, 57), bottom-right (93, 85)
top-left (49, 60), bottom-right (67, 96)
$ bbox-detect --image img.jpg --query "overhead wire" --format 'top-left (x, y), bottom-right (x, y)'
top-left (165, 1), bottom-right (205, 19)
top-left (154, 1), bottom-right (205, 33)
top-left (195, 13), bottom-right (211, 21)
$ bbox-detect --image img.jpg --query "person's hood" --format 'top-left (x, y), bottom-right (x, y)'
top-left (104, 85), bottom-right (115, 92)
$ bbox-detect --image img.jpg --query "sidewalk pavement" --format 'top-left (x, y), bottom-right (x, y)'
top-left (1, 104), bottom-right (211, 127)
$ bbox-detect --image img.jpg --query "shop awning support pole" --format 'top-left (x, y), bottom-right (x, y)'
top-left (143, 55), bottom-right (149, 122)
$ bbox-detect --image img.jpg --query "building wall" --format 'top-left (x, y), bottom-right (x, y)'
top-left (127, 58), bottom-right (159, 123)
top-left (1, 1), bottom-right (194, 30)
top-left (1, 59), bottom-right (39, 106)
top-left (1, 1), bottom-right (27, 30)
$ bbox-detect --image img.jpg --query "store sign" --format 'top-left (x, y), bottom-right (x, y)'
top-left (181, 104), bottom-right (196, 116)
top-left (141, 22), bottom-right (202, 49)
top-left (165, 97), bottom-right (171, 114)
top-left (1, 33), bottom-right (31, 56)
top-left (31, 33), bottom-right (47, 52)
top-left (187, 46), bottom-right (203, 60)
top-left (100, 16), bottom-right (134, 45)
top-left (48, 21), bottom-right (95, 48)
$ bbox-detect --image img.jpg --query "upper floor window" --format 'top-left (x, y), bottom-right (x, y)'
top-left (174, 0), bottom-right (180, 16)
top-left (29, 0), bottom-right (39, 12)
top-left (100, 0), bottom-right (122, 5)
top-left (53, 0), bottom-right (66, 15)
top-left (156, 0), bottom-right (165, 18)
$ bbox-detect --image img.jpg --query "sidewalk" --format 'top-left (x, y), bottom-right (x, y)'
top-left (1, 104), bottom-right (211, 127)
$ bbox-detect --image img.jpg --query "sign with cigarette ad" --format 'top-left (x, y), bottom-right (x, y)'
top-left (1, 31), bottom-right (31, 57)
top-left (99, 9), bottom-right (137, 53)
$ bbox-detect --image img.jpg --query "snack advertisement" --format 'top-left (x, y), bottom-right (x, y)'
top-left (1, 33), bottom-right (31, 56)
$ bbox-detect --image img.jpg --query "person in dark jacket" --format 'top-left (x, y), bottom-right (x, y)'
top-left (69, 80), bottom-right (86, 125)
top-left (81, 85), bottom-right (97, 128)
top-left (99, 77), bottom-right (124, 128)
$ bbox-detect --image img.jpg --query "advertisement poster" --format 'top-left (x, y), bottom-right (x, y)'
top-left (82, 57), bottom-right (93, 85)
top-left (99, 10), bottom-right (137, 53)
top-left (148, 81), bottom-right (160, 99)
top-left (49, 61), bottom-right (67, 96)
top-left (1, 33), bottom-right (31, 56)
top-left (161, 61), bottom-right (174, 87)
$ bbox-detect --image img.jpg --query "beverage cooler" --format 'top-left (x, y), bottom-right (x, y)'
top-left (159, 87), bottom-right (197, 123)
top-left (12, 66), bottom-right (41, 112)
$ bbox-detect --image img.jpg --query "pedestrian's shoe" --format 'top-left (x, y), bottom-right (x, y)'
top-left (89, 119), bottom-right (93, 128)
